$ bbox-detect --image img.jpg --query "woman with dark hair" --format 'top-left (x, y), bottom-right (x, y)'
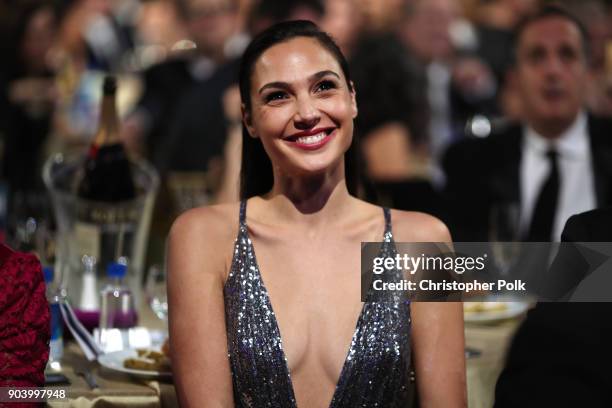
top-left (168, 20), bottom-right (466, 407)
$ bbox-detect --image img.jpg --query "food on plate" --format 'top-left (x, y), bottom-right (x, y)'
top-left (123, 348), bottom-right (171, 371)
top-left (463, 301), bottom-right (508, 314)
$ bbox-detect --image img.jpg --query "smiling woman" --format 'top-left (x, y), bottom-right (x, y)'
top-left (238, 23), bottom-right (361, 199)
top-left (242, 35), bottom-right (357, 189)
top-left (167, 20), bottom-right (466, 408)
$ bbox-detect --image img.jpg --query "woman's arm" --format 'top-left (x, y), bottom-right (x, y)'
top-left (394, 212), bottom-right (467, 407)
top-left (167, 207), bottom-right (235, 407)
top-left (412, 301), bottom-right (466, 407)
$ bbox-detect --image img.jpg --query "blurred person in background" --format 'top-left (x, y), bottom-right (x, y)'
top-left (473, 0), bottom-right (539, 82)
top-left (0, 2), bottom-right (60, 199)
top-left (134, 0), bottom-right (190, 56)
top-left (474, 0), bottom-right (537, 125)
top-left (471, 0), bottom-right (538, 124)
top-left (353, 0), bottom-right (404, 33)
top-left (122, 0), bottom-right (242, 268)
top-left (495, 206), bottom-right (612, 407)
top-left (492, 7), bottom-right (612, 401)
top-left (121, 0), bottom-right (241, 165)
top-left (55, 0), bottom-right (139, 72)
top-left (349, 25), bottom-right (431, 207)
top-left (400, 0), bottom-right (498, 177)
top-left (443, 5), bottom-right (612, 242)
top-left (560, 0), bottom-right (612, 118)
top-left (246, 0), bottom-right (325, 35)
top-left (347, 0), bottom-right (495, 215)
top-left (320, 0), bottom-right (362, 57)
top-left (346, 0), bottom-right (432, 201)
top-left (48, 0), bottom-right (147, 153)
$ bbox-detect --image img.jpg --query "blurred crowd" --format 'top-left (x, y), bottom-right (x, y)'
top-left (2, 0), bottom-right (612, 253)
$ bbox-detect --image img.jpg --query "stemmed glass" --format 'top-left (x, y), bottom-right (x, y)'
top-left (145, 265), bottom-right (168, 322)
top-left (8, 191), bottom-right (56, 262)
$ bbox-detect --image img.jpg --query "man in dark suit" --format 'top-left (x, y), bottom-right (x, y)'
top-left (494, 207), bottom-right (612, 407)
top-left (443, 5), bottom-right (612, 242)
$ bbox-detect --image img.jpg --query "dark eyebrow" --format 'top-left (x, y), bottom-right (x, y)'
top-left (311, 70), bottom-right (340, 82)
top-left (258, 81), bottom-right (290, 94)
top-left (258, 70), bottom-right (341, 94)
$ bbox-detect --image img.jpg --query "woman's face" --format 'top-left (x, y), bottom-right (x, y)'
top-left (244, 37), bottom-right (357, 178)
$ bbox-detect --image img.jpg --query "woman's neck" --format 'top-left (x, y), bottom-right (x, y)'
top-left (262, 163), bottom-right (355, 228)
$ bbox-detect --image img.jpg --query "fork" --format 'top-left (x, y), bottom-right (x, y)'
top-left (75, 369), bottom-right (99, 389)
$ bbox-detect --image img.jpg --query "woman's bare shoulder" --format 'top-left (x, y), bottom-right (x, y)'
top-left (167, 202), bottom-right (241, 276)
top-left (389, 209), bottom-right (452, 243)
top-left (170, 202), bottom-right (240, 241)
top-left (350, 199), bottom-right (450, 242)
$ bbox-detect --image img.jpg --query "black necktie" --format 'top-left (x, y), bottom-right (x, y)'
top-left (527, 149), bottom-right (560, 241)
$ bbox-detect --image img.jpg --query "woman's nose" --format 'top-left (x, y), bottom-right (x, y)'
top-left (293, 97), bottom-right (320, 129)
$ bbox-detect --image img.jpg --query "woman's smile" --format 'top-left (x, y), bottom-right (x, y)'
top-left (282, 127), bottom-right (337, 150)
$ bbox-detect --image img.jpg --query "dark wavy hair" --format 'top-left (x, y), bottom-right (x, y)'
top-left (238, 20), bottom-right (360, 199)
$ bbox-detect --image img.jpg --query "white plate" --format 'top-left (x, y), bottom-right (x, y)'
top-left (97, 349), bottom-right (172, 379)
top-left (464, 300), bottom-right (530, 323)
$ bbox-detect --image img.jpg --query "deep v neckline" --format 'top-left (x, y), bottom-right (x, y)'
top-left (239, 200), bottom-right (391, 408)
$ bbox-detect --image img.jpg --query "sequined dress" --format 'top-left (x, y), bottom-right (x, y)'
top-left (224, 200), bottom-right (412, 407)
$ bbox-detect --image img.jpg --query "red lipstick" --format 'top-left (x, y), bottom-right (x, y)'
top-left (283, 128), bottom-right (336, 151)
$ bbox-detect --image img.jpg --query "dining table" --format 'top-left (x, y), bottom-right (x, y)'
top-left (45, 297), bottom-right (176, 408)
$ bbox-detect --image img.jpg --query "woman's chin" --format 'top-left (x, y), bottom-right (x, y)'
top-left (284, 156), bottom-right (346, 180)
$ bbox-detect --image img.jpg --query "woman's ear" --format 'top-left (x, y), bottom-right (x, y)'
top-left (350, 81), bottom-right (358, 119)
top-left (241, 103), bottom-right (258, 138)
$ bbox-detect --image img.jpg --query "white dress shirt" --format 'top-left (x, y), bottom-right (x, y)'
top-left (520, 111), bottom-right (597, 241)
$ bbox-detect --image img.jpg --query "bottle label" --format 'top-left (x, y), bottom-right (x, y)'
top-left (79, 272), bottom-right (99, 311)
top-left (77, 203), bottom-right (142, 224)
top-left (73, 222), bottom-right (101, 260)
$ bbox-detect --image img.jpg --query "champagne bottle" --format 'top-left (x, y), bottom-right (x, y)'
top-left (77, 76), bottom-right (136, 201)
top-left (72, 76), bottom-right (138, 325)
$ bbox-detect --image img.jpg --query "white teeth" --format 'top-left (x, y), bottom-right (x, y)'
top-left (296, 132), bottom-right (326, 144)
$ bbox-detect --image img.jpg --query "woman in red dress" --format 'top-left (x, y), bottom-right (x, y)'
top-left (0, 243), bottom-right (50, 396)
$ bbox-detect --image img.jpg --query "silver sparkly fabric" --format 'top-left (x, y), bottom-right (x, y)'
top-left (224, 200), bottom-right (412, 407)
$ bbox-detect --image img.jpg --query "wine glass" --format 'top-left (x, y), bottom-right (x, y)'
top-left (145, 265), bottom-right (168, 321)
top-left (489, 203), bottom-right (521, 278)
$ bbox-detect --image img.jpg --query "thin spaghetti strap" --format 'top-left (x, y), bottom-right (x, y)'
top-left (239, 199), bottom-right (247, 228)
top-left (383, 207), bottom-right (393, 241)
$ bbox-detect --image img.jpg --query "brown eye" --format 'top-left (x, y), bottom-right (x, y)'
top-left (315, 80), bottom-right (337, 92)
top-left (526, 48), bottom-right (545, 64)
top-left (559, 45), bottom-right (578, 63)
top-left (265, 91), bottom-right (287, 103)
